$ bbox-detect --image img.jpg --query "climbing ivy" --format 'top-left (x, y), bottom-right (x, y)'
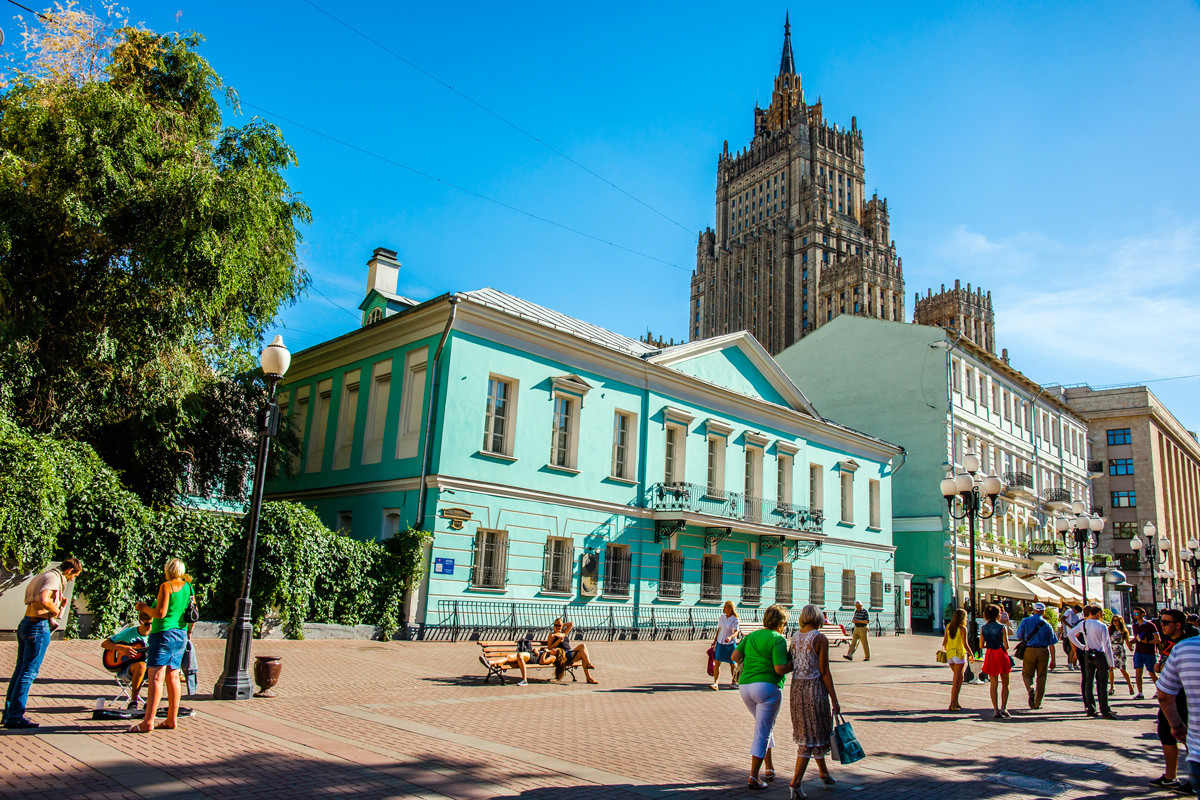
top-left (0, 413), bottom-right (429, 639)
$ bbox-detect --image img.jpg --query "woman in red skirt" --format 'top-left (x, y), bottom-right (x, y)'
top-left (980, 604), bottom-right (1012, 718)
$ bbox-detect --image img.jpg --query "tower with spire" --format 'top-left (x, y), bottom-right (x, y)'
top-left (690, 16), bottom-right (905, 354)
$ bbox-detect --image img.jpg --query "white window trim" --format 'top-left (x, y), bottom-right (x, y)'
top-left (610, 409), bottom-right (638, 481)
top-left (778, 454), bottom-right (794, 507)
top-left (664, 422), bottom-right (687, 485)
top-left (481, 373), bottom-right (518, 458)
top-left (548, 391), bottom-right (581, 471)
top-left (361, 359), bottom-right (393, 465)
top-left (840, 471), bottom-right (855, 525)
top-left (332, 369), bottom-right (362, 470)
top-left (305, 378), bottom-right (333, 473)
top-left (396, 349), bottom-right (429, 460)
top-left (706, 434), bottom-right (727, 495)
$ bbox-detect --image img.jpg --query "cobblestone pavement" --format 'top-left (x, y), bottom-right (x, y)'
top-left (0, 632), bottom-right (1169, 799)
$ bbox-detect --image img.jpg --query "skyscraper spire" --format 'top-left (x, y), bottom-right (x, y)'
top-left (779, 13), bottom-right (796, 76)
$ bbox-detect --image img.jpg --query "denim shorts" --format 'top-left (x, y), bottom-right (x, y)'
top-left (146, 629), bottom-right (188, 669)
top-left (1134, 652), bottom-right (1157, 671)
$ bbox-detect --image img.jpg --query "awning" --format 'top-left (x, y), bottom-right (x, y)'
top-left (1023, 575), bottom-right (1079, 605)
top-left (973, 573), bottom-right (1051, 602)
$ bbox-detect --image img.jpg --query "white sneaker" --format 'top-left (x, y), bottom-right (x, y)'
top-left (709, 683), bottom-right (719, 691)
top-left (731, 681), bottom-right (739, 689)
top-left (516, 679), bottom-right (528, 686)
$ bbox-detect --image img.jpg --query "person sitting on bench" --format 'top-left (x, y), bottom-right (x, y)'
top-left (480, 638), bottom-right (556, 685)
top-left (546, 619), bottom-right (599, 684)
top-left (101, 611), bottom-right (152, 709)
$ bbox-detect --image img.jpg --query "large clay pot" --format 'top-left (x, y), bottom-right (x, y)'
top-left (253, 655), bottom-right (282, 697)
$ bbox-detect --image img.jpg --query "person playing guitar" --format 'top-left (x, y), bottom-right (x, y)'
top-left (100, 611), bottom-right (152, 709)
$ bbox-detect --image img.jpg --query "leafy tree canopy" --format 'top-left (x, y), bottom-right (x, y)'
top-left (0, 4), bottom-right (310, 502)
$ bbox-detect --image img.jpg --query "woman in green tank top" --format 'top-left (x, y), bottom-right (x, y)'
top-left (130, 558), bottom-right (194, 733)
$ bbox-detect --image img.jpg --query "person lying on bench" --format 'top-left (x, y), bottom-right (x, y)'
top-left (547, 619), bottom-right (599, 684)
top-left (101, 610), bottom-right (152, 709)
top-left (480, 639), bottom-right (556, 685)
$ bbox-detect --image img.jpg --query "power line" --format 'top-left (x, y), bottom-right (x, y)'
top-left (3, 0), bottom-right (52, 22)
top-left (299, 0), bottom-right (697, 238)
top-left (240, 99), bottom-right (685, 270)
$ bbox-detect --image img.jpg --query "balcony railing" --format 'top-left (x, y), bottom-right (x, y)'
top-left (1087, 460), bottom-right (1104, 474)
top-left (1003, 472), bottom-right (1034, 491)
top-left (1028, 540), bottom-right (1061, 557)
top-left (1043, 488), bottom-right (1072, 504)
top-left (645, 483), bottom-right (824, 533)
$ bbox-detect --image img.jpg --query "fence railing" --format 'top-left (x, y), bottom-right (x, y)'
top-left (1003, 472), bottom-right (1034, 491)
top-left (426, 600), bottom-right (902, 641)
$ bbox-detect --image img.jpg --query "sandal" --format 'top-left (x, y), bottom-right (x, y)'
top-left (819, 774), bottom-right (837, 786)
top-left (763, 769), bottom-right (776, 782)
top-left (126, 721), bottom-right (153, 733)
top-left (747, 777), bottom-right (769, 791)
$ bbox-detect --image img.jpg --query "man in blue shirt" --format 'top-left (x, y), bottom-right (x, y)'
top-left (1015, 603), bottom-right (1058, 709)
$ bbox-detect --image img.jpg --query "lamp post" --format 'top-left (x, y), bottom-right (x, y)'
top-left (1181, 539), bottom-right (1200, 613)
top-left (940, 452), bottom-right (1003, 657)
top-left (1054, 500), bottom-right (1103, 605)
top-left (213, 336), bottom-right (291, 701)
top-left (1129, 521), bottom-right (1169, 614)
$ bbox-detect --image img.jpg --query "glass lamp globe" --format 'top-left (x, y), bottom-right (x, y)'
top-left (1190, 538), bottom-right (1199, 551)
top-left (260, 335), bottom-right (291, 377)
top-left (1071, 500), bottom-right (1086, 515)
top-left (982, 474), bottom-right (1003, 496)
top-left (1144, 521), bottom-right (1158, 539)
top-left (962, 452), bottom-right (981, 474)
top-left (1130, 536), bottom-right (1144, 552)
top-left (1159, 536), bottom-right (1172, 554)
top-left (940, 476), bottom-right (959, 498)
top-left (954, 472), bottom-right (973, 493)
top-left (1055, 516), bottom-right (1070, 533)
top-left (1089, 516), bottom-right (1104, 532)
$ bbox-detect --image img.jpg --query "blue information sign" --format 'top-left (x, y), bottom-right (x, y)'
top-left (433, 557), bottom-right (455, 575)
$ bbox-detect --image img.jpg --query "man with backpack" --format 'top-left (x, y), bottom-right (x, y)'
top-left (1014, 602), bottom-right (1058, 709)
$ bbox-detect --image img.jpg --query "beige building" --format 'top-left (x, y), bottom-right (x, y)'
top-left (913, 280), bottom-right (996, 355)
top-left (1062, 386), bottom-right (1200, 610)
top-left (689, 17), bottom-right (904, 355)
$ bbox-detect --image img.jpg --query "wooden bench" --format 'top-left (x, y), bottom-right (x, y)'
top-left (477, 640), bottom-right (578, 685)
top-left (735, 620), bottom-right (850, 646)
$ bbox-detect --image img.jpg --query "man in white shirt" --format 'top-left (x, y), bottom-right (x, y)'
top-left (1061, 604), bottom-right (1083, 670)
top-left (1068, 604), bottom-right (1116, 719)
top-left (1157, 635), bottom-right (1200, 795)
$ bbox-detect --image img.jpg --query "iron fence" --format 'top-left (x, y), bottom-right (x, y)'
top-left (425, 600), bottom-right (902, 641)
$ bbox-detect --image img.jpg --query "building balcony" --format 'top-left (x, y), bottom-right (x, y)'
top-left (1087, 460), bottom-right (1104, 476)
top-left (644, 483), bottom-right (824, 535)
top-left (1027, 540), bottom-right (1061, 561)
top-left (1042, 487), bottom-right (1073, 510)
top-left (1002, 472), bottom-right (1034, 496)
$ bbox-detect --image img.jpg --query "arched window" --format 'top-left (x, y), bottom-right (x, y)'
top-left (365, 307), bottom-right (384, 325)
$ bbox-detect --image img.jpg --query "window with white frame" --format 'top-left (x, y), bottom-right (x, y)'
top-left (706, 435), bottom-right (727, 495)
top-left (332, 370), bottom-right (361, 470)
top-left (841, 569), bottom-right (856, 607)
top-left (665, 423), bottom-right (686, 484)
top-left (289, 386), bottom-right (310, 472)
top-left (868, 479), bottom-right (881, 528)
top-left (305, 378), bottom-right (333, 473)
top-left (840, 471), bottom-right (854, 523)
top-left (482, 375), bottom-right (515, 456)
top-left (543, 537), bottom-right (573, 593)
top-left (777, 453), bottom-right (794, 507)
top-left (604, 544), bottom-right (631, 596)
top-left (776, 562), bottom-right (793, 605)
top-left (550, 394), bottom-right (579, 469)
top-left (396, 349), bottom-right (429, 459)
top-left (809, 464), bottom-right (823, 512)
top-left (965, 366), bottom-right (975, 398)
top-left (951, 358), bottom-right (961, 392)
top-left (870, 572), bottom-right (884, 608)
top-left (472, 529), bottom-right (509, 589)
top-left (659, 549), bottom-right (683, 598)
top-left (991, 384), bottom-right (1000, 413)
top-left (809, 565), bottom-right (825, 606)
top-left (361, 359), bottom-right (392, 465)
top-left (611, 410), bottom-right (636, 480)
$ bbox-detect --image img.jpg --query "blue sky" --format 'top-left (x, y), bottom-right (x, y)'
top-left (10, 1), bottom-right (1200, 428)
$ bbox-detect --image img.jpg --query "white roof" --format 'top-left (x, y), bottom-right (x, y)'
top-left (460, 288), bottom-right (657, 358)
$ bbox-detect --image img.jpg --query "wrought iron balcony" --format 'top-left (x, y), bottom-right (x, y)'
top-left (645, 483), bottom-right (824, 533)
top-left (1003, 472), bottom-right (1034, 491)
top-left (1028, 540), bottom-right (1061, 557)
top-left (1087, 460), bottom-right (1104, 474)
top-left (1043, 488), bottom-right (1072, 504)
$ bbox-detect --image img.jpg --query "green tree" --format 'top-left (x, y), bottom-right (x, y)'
top-left (0, 7), bottom-right (310, 503)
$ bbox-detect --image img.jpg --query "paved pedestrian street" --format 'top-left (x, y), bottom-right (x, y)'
top-left (0, 633), bottom-right (1168, 799)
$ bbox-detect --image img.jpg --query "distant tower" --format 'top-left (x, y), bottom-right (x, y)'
top-left (689, 15), bottom-right (905, 354)
top-left (912, 280), bottom-right (996, 354)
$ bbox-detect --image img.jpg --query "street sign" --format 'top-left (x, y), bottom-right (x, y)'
top-left (433, 558), bottom-right (455, 575)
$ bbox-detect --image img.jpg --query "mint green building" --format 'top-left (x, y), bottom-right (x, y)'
top-left (265, 250), bottom-right (904, 637)
top-left (776, 315), bottom-right (1093, 632)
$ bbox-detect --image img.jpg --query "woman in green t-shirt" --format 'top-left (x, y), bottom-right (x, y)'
top-left (732, 604), bottom-right (793, 790)
top-left (130, 558), bottom-right (194, 733)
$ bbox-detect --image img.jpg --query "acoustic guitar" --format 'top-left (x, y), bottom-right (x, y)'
top-left (102, 644), bottom-right (146, 671)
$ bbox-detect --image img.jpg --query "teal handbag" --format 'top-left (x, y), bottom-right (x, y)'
top-left (832, 712), bottom-right (865, 765)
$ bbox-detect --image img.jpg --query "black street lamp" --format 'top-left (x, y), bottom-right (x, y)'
top-left (1054, 501), bottom-right (1103, 605)
top-left (213, 336), bottom-right (291, 701)
top-left (941, 452), bottom-right (1003, 657)
top-left (1181, 539), bottom-right (1200, 613)
top-left (1130, 521), bottom-right (1169, 614)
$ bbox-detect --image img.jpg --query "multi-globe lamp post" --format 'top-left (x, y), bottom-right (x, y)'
top-left (1129, 521), bottom-right (1169, 614)
top-left (213, 336), bottom-right (291, 701)
top-left (1181, 539), bottom-right (1200, 613)
top-left (940, 452), bottom-right (1003, 656)
top-left (1054, 501), bottom-right (1104, 604)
